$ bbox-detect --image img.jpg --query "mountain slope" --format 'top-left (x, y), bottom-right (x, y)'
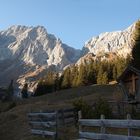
top-left (0, 25), bottom-right (80, 67)
top-left (0, 25), bottom-right (81, 91)
top-left (77, 23), bottom-right (135, 65)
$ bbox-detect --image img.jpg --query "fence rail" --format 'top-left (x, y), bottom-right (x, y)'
top-left (79, 132), bottom-right (140, 140)
top-left (28, 111), bottom-right (58, 140)
top-left (79, 119), bottom-right (140, 128)
top-left (58, 108), bottom-right (77, 125)
top-left (28, 108), bottom-right (77, 139)
top-left (78, 111), bottom-right (140, 140)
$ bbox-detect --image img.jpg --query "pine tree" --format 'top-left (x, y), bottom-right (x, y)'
top-left (6, 80), bottom-right (14, 100)
top-left (34, 72), bottom-right (56, 96)
top-left (97, 66), bottom-right (104, 84)
top-left (54, 73), bottom-right (60, 91)
top-left (97, 64), bottom-right (108, 84)
top-left (116, 57), bottom-right (127, 77)
top-left (132, 20), bottom-right (140, 69)
top-left (102, 72), bottom-right (108, 84)
top-left (71, 65), bottom-right (79, 87)
top-left (113, 66), bottom-right (117, 80)
top-left (45, 72), bottom-right (55, 92)
top-left (76, 64), bottom-right (87, 86)
top-left (106, 62), bottom-right (113, 80)
top-left (21, 83), bottom-right (28, 98)
top-left (61, 67), bottom-right (71, 88)
top-left (34, 80), bottom-right (47, 96)
top-left (87, 62), bottom-right (96, 84)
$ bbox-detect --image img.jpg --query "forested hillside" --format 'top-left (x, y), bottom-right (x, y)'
top-left (34, 56), bottom-right (130, 96)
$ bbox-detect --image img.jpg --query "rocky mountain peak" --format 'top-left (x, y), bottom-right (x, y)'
top-left (79, 22), bottom-right (136, 65)
top-left (0, 25), bottom-right (81, 91)
top-left (0, 25), bottom-right (80, 67)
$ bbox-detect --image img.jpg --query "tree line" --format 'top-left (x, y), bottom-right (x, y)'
top-left (34, 56), bottom-right (130, 96)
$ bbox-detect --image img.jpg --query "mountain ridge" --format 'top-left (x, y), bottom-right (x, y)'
top-left (0, 21), bottom-right (137, 92)
top-left (77, 23), bottom-right (135, 65)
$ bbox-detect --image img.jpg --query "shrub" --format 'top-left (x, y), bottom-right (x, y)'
top-left (73, 97), bottom-right (113, 119)
top-left (73, 98), bottom-right (94, 119)
top-left (93, 97), bottom-right (113, 119)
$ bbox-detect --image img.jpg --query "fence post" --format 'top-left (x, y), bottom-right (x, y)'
top-left (78, 111), bottom-right (82, 132)
top-left (127, 114), bottom-right (132, 136)
top-left (100, 114), bottom-right (105, 134)
top-left (61, 109), bottom-right (65, 126)
top-left (39, 110), bottom-right (45, 138)
top-left (74, 109), bottom-right (78, 125)
top-left (55, 111), bottom-right (58, 140)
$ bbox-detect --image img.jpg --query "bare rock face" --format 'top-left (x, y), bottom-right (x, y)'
top-left (0, 25), bottom-right (80, 92)
top-left (77, 23), bottom-right (136, 65)
top-left (0, 25), bottom-right (80, 67)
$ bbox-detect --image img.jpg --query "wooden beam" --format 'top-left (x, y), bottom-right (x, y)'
top-left (29, 121), bottom-right (56, 127)
top-left (28, 112), bottom-right (56, 117)
top-left (79, 119), bottom-right (140, 129)
top-left (79, 132), bottom-right (140, 140)
top-left (31, 129), bottom-right (56, 136)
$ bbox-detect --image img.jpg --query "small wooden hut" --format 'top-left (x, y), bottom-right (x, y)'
top-left (118, 65), bottom-right (140, 104)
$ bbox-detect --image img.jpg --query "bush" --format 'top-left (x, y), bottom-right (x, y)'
top-left (73, 97), bottom-right (113, 119)
top-left (73, 98), bottom-right (94, 119)
top-left (93, 97), bottom-right (113, 119)
top-left (125, 105), bottom-right (140, 119)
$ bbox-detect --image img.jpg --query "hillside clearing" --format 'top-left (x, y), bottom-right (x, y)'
top-left (0, 84), bottom-right (122, 140)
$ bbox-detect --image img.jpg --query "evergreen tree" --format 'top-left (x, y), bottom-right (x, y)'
top-left (54, 73), bottom-right (60, 91)
top-left (21, 83), bottom-right (28, 98)
top-left (61, 67), bottom-right (71, 88)
top-left (107, 62), bottom-right (113, 80)
top-left (102, 72), bottom-right (108, 84)
top-left (34, 72), bottom-right (56, 96)
top-left (76, 64), bottom-right (87, 86)
top-left (113, 66), bottom-right (117, 80)
top-left (46, 71), bottom-right (55, 92)
top-left (87, 62), bottom-right (96, 84)
top-left (34, 80), bottom-right (47, 96)
top-left (71, 65), bottom-right (79, 87)
top-left (6, 80), bottom-right (14, 100)
top-left (97, 65), bottom-right (108, 84)
top-left (97, 66), bottom-right (104, 84)
top-left (115, 57), bottom-right (127, 77)
top-left (132, 20), bottom-right (140, 69)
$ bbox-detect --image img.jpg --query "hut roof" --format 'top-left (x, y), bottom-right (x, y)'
top-left (117, 65), bottom-right (140, 82)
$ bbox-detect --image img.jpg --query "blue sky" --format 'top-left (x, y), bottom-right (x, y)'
top-left (0, 0), bottom-right (139, 49)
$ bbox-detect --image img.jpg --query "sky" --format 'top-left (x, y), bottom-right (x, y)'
top-left (0, 0), bottom-right (140, 49)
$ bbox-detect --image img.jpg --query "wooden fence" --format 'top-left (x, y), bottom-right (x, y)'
top-left (28, 111), bottom-right (58, 140)
top-left (28, 108), bottom-right (77, 139)
top-left (58, 108), bottom-right (77, 126)
top-left (78, 111), bottom-right (140, 140)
